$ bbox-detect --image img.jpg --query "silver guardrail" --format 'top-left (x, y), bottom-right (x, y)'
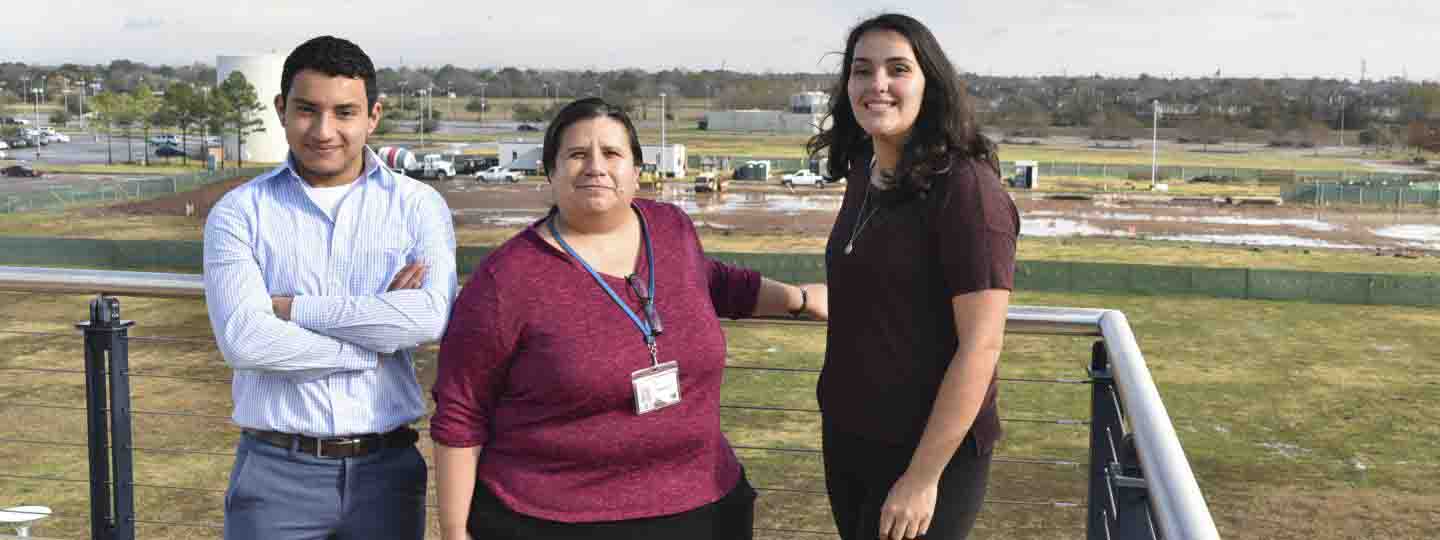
top-left (0, 265), bottom-right (1220, 539)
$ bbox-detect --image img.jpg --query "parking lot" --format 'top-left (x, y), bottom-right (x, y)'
top-left (2, 133), bottom-right (215, 166)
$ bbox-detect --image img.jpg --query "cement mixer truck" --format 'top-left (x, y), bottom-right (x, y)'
top-left (375, 146), bottom-right (456, 179)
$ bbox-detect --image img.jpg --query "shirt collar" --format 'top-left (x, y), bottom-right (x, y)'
top-left (281, 146), bottom-right (387, 187)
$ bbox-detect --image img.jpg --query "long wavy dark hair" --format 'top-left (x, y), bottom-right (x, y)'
top-left (807, 13), bottom-right (998, 194)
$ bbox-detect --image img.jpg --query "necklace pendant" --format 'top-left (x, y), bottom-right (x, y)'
top-left (844, 242), bottom-right (853, 254)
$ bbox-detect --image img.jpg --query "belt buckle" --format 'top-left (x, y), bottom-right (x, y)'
top-left (315, 436), bottom-right (359, 459)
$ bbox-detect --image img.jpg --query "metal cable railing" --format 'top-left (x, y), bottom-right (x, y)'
top-left (0, 266), bottom-right (1218, 540)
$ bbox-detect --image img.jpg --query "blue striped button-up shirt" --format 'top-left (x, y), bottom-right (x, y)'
top-left (203, 148), bottom-right (457, 437)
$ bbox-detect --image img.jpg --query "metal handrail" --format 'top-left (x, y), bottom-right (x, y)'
top-left (0, 265), bottom-right (1219, 539)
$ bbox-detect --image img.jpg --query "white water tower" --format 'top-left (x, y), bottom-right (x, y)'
top-left (216, 54), bottom-right (286, 164)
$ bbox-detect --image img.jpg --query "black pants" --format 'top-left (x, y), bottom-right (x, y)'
top-left (822, 424), bottom-right (992, 540)
top-left (467, 472), bottom-right (756, 540)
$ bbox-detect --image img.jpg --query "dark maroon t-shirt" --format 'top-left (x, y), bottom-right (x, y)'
top-left (430, 199), bottom-right (761, 523)
top-left (820, 155), bottom-right (1020, 453)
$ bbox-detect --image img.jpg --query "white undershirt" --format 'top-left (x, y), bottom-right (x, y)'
top-left (301, 180), bottom-right (360, 221)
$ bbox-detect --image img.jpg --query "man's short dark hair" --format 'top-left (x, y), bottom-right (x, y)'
top-left (281, 36), bottom-right (378, 112)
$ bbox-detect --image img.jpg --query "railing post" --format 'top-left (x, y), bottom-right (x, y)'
top-left (1088, 340), bottom-right (1117, 540)
top-left (76, 295), bottom-right (137, 540)
top-left (1088, 340), bottom-right (1159, 540)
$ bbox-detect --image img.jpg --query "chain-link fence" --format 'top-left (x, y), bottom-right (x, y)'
top-left (0, 167), bottom-right (270, 215)
top-left (685, 155), bottom-right (1438, 186)
top-left (1282, 181), bottom-right (1440, 207)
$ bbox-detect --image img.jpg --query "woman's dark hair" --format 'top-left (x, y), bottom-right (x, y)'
top-left (542, 97), bottom-right (645, 175)
top-left (807, 13), bottom-right (998, 193)
top-left (281, 36), bottom-right (379, 112)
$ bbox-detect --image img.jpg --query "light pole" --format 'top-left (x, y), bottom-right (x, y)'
top-left (1338, 95), bottom-right (1346, 148)
top-left (478, 82), bottom-right (488, 125)
top-left (399, 80), bottom-right (409, 117)
top-left (659, 92), bottom-right (667, 178)
top-left (419, 87), bottom-right (431, 149)
top-left (542, 83), bottom-right (550, 109)
top-left (78, 78), bottom-right (86, 130)
top-left (1150, 99), bottom-right (1160, 189)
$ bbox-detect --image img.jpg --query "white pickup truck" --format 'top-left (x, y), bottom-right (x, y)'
top-left (781, 169), bottom-right (829, 187)
top-left (475, 166), bottom-right (521, 183)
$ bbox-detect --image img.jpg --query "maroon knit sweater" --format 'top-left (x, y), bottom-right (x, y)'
top-left (431, 199), bottom-right (761, 522)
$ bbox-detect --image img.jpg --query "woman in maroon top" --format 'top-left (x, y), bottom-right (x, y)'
top-left (431, 98), bottom-right (827, 540)
top-left (809, 14), bottom-right (1020, 540)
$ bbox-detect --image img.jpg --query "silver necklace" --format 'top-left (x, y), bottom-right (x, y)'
top-left (844, 159), bottom-right (886, 255)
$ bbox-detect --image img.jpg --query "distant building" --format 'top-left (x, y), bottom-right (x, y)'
top-left (703, 92), bottom-right (833, 134)
top-left (498, 140), bottom-right (544, 173)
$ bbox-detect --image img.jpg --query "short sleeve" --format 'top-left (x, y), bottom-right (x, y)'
top-left (430, 266), bottom-right (518, 448)
top-left (932, 160), bottom-right (1020, 297)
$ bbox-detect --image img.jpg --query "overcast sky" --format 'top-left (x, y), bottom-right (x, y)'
top-left (4, 0), bottom-right (1438, 80)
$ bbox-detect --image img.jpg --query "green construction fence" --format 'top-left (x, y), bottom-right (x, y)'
top-left (1, 237), bottom-right (1435, 307)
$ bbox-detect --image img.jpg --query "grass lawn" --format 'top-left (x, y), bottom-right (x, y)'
top-left (0, 289), bottom-right (1434, 539)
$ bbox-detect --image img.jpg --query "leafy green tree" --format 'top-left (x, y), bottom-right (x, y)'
top-left (132, 83), bottom-right (163, 166)
top-left (163, 83), bottom-right (201, 164)
top-left (90, 91), bottom-right (123, 164)
top-left (217, 72), bottom-right (267, 168)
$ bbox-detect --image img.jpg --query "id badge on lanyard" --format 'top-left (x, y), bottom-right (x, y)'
top-left (632, 361), bottom-right (681, 415)
top-left (548, 206), bottom-right (681, 416)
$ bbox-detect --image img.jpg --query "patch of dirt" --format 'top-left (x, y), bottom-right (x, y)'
top-left (86, 176), bottom-right (1440, 255)
top-left (80, 176), bottom-right (252, 219)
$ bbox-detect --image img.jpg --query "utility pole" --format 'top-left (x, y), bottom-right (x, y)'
top-left (660, 92), bottom-right (667, 177)
top-left (1338, 95), bottom-right (1345, 148)
top-left (478, 82), bottom-right (488, 125)
top-left (1151, 99), bottom-right (1159, 189)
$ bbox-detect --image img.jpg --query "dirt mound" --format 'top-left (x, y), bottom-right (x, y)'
top-left (87, 175), bottom-right (253, 219)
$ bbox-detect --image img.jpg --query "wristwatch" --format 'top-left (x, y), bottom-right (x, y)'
top-left (789, 287), bottom-right (808, 319)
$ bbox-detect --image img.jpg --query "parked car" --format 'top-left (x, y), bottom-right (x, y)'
top-left (475, 165), bottom-right (521, 183)
top-left (781, 169), bottom-right (829, 188)
top-left (20, 129), bottom-right (48, 146)
top-left (517, 124), bottom-right (539, 132)
top-left (1, 164), bottom-right (43, 177)
top-left (149, 134), bottom-right (181, 146)
top-left (42, 132), bottom-right (70, 144)
top-left (0, 150), bottom-right (6, 160)
top-left (0, 140), bottom-right (9, 150)
top-left (155, 144), bottom-right (186, 158)
top-left (693, 171), bottom-right (728, 193)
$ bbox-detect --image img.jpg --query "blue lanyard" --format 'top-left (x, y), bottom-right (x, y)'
top-left (547, 206), bottom-right (659, 349)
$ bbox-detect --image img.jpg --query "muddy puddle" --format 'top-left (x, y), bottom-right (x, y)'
top-left (436, 181), bottom-right (1440, 251)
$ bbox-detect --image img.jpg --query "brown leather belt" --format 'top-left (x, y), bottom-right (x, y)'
top-left (243, 426), bottom-right (418, 459)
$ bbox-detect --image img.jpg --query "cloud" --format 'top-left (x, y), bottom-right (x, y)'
top-left (122, 16), bottom-right (166, 31)
top-left (1260, 10), bottom-right (1298, 22)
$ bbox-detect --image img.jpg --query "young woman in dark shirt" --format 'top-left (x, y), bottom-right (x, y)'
top-left (809, 13), bottom-right (1020, 540)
